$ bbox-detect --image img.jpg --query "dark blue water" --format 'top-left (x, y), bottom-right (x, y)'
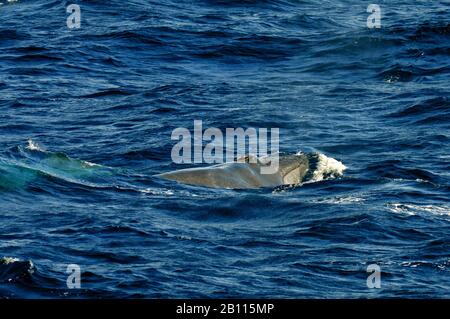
top-left (1, 0), bottom-right (449, 298)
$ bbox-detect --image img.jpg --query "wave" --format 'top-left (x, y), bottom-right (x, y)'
top-left (193, 35), bottom-right (303, 60)
top-left (387, 97), bottom-right (449, 118)
top-left (386, 21), bottom-right (450, 42)
top-left (101, 30), bottom-right (165, 46)
top-left (0, 141), bottom-right (183, 197)
top-left (365, 159), bottom-right (447, 186)
top-left (384, 96), bottom-right (450, 125)
top-left (378, 64), bottom-right (448, 83)
top-left (80, 88), bottom-right (135, 99)
top-left (388, 203), bottom-right (450, 218)
top-left (0, 29), bottom-right (28, 41)
top-left (408, 22), bottom-right (450, 41)
top-left (0, 256), bottom-right (88, 298)
top-left (0, 257), bottom-right (35, 284)
top-left (0, 140), bottom-right (111, 191)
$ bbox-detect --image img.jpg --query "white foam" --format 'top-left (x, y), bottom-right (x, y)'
top-left (82, 160), bottom-right (102, 168)
top-left (316, 195), bottom-right (365, 204)
top-left (310, 153), bottom-right (347, 182)
top-left (0, 257), bottom-right (20, 264)
top-left (26, 139), bottom-right (44, 152)
top-left (389, 203), bottom-right (450, 217)
top-left (141, 188), bottom-right (175, 196)
top-left (0, 1), bottom-right (19, 6)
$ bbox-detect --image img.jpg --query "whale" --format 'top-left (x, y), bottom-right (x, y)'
top-left (155, 154), bottom-right (312, 189)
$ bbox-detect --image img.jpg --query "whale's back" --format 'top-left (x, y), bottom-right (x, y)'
top-left (156, 154), bottom-right (311, 189)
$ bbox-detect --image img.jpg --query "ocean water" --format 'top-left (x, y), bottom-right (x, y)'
top-left (0, 0), bottom-right (449, 298)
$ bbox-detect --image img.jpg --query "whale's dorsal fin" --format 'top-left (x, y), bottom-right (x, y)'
top-left (252, 154), bottom-right (308, 177)
top-left (236, 154), bottom-right (258, 164)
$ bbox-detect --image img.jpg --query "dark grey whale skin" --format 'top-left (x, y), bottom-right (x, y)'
top-left (155, 154), bottom-right (310, 189)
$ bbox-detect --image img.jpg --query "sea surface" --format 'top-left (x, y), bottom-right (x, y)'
top-left (0, 0), bottom-right (449, 298)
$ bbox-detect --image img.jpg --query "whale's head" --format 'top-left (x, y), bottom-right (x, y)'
top-left (278, 154), bottom-right (309, 184)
